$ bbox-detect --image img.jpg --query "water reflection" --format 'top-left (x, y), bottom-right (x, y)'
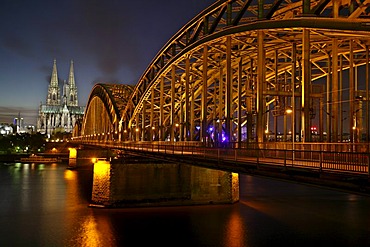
top-left (68, 214), bottom-right (116, 247)
top-left (225, 206), bottom-right (246, 247)
top-left (0, 162), bottom-right (370, 246)
top-left (64, 169), bottom-right (77, 181)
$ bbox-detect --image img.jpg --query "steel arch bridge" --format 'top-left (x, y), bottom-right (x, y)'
top-left (79, 84), bottom-right (133, 141)
top-left (75, 0), bottom-right (370, 146)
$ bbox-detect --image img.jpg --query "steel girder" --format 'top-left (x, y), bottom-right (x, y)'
top-left (117, 0), bottom-right (370, 144)
top-left (80, 0), bottom-right (370, 144)
top-left (82, 84), bottom-right (133, 141)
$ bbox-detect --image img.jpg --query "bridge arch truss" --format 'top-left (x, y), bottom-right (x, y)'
top-left (78, 0), bottom-right (370, 145)
top-left (81, 84), bottom-right (133, 141)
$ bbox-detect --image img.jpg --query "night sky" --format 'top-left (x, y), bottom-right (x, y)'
top-left (0, 0), bottom-right (216, 125)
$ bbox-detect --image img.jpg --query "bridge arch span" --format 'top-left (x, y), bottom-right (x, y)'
top-left (120, 0), bottom-right (370, 145)
top-left (77, 0), bottom-right (370, 145)
top-left (81, 83), bottom-right (133, 141)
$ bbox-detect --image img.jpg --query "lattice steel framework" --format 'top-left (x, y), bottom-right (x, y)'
top-left (81, 84), bottom-right (133, 141)
top-left (79, 0), bottom-right (370, 145)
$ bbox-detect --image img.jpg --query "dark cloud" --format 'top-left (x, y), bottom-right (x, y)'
top-left (61, 1), bottom-right (142, 78)
top-left (39, 65), bottom-right (52, 84)
top-left (0, 0), bottom-right (217, 126)
top-left (5, 0), bottom-right (216, 84)
top-left (91, 76), bottom-right (131, 86)
top-left (2, 33), bottom-right (33, 58)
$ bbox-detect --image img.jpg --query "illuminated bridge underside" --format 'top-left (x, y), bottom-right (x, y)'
top-left (79, 0), bottom-right (370, 144)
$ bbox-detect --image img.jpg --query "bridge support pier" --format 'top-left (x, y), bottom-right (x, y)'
top-left (68, 148), bottom-right (110, 169)
top-left (90, 160), bottom-right (239, 208)
top-left (68, 148), bottom-right (77, 169)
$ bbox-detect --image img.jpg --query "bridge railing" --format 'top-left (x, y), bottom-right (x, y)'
top-left (76, 139), bottom-right (370, 177)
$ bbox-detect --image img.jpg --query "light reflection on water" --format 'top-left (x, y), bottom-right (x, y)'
top-left (224, 208), bottom-right (246, 247)
top-left (0, 162), bottom-right (370, 247)
top-left (67, 214), bottom-right (116, 247)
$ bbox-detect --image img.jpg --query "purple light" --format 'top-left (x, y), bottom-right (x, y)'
top-left (209, 127), bottom-right (213, 132)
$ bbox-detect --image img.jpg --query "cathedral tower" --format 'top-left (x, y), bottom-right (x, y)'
top-left (67, 60), bottom-right (78, 106)
top-left (46, 59), bottom-right (61, 105)
top-left (37, 59), bottom-right (85, 136)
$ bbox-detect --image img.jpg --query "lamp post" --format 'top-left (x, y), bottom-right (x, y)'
top-left (285, 106), bottom-right (294, 160)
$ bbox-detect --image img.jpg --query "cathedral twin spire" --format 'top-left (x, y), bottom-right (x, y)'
top-left (46, 59), bottom-right (78, 106)
top-left (46, 59), bottom-right (60, 105)
top-left (37, 59), bottom-right (84, 135)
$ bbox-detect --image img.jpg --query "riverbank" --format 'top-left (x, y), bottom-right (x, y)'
top-left (0, 154), bottom-right (28, 162)
top-left (0, 153), bottom-right (69, 163)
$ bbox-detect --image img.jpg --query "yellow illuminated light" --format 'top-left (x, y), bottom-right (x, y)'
top-left (92, 160), bottom-right (111, 205)
top-left (225, 209), bottom-right (245, 246)
top-left (92, 158), bottom-right (97, 163)
top-left (78, 216), bottom-right (105, 247)
top-left (94, 160), bottom-right (110, 176)
top-left (64, 170), bottom-right (76, 180)
top-left (69, 148), bottom-right (77, 159)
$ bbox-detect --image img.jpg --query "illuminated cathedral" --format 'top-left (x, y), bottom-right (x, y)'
top-left (37, 59), bottom-right (85, 136)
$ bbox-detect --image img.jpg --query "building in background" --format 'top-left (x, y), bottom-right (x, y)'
top-left (0, 124), bottom-right (13, 135)
top-left (13, 115), bottom-right (24, 133)
top-left (12, 113), bottom-right (35, 134)
top-left (37, 59), bottom-right (85, 137)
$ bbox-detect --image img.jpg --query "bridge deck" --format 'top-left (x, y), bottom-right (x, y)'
top-left (72, 140), bottom-right (370, 194)
top-left (78, 141), bottom-right (369, 174)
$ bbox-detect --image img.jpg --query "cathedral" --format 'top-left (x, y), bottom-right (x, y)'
top-left (37, 59), bottom-right (85, 136)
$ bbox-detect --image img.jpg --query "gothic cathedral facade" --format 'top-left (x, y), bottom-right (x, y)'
top-left (37, 59), bottom-right (85, 136)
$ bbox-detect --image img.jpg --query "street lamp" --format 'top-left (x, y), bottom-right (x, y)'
top-left (285, 105), bottom-right (294, 160)
top-left (285, 106), bottom-right (293, 114)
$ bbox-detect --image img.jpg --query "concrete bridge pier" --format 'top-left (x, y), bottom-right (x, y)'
top-left (68, 148), bottom-right (110, 169)
top-left (90, 160), bottom-right (239, 208)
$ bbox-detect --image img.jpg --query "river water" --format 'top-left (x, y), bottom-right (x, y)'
top-left (0, 162), bottom-right (369, 247)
